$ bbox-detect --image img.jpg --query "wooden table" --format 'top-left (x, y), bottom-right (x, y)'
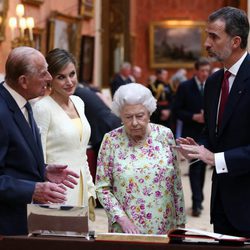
top-left (1, 236), bottom-right (250, 250)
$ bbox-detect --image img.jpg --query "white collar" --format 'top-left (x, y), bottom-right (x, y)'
top-left (225, 51), bottom-right (247, 76)
top-left (3, 82), bottom-right (27, 109)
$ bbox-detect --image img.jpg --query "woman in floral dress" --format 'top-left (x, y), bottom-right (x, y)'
top-left (96, 83), bottom-right (186, 234)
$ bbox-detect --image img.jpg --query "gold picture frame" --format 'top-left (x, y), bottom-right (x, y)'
top-left (33, 27), bottom-right (44, 53)
top-left (0, 0), bottom-right (8, 41)
top-left (79, 0), bottom-right (95, 19)
top-left (79, 35), bottom-right (94, 82)
top-left (48, 11), bottom-right (82, 63)
top-left (149, 20), bottom-right (206, 69)
top-left (21, 0), bottom-right (44, 6)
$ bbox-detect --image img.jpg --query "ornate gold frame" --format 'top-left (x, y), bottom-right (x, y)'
top-left (33, 27), bottom-right (44, 53)
top-left (79, 0), bottom-right (95, 19)
top-left (0, 0), bottom-right (8, 41)
top-left (21, 0), bottom-right (44, 6)
top-left (48, 11), bottom-right (82, 63)
top-left (149, 20), bottom-right (206, 69)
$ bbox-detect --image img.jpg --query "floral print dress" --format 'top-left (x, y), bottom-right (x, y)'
top-left (95, 123), bottom-right (186, 234)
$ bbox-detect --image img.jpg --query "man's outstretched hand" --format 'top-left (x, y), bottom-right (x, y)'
top-left (45, 164), bottom-right (79, 189)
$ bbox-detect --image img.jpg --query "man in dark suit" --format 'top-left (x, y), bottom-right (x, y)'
top-left (110, 62), bottom-right (133, 97)
top-left (75, 84), bottom-right (121, 154)
top-left (75, 85), bottom-right (121, 199)
top-left (0, 47), bottom-right (79, 235)
top-left (174, 57), bottom-right (211, 217)
top-left (176, 7), bottom-right (250, 237)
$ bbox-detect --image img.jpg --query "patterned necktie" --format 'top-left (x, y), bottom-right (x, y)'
top-left (25, 101), bottom-right (37, 142)
top-left (218, 70), bottom-right (231, 127)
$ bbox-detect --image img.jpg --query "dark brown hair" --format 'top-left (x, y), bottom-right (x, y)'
top-left (46, 48), bottom-right (77, 77)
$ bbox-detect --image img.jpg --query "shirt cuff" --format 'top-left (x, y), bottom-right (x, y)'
top-left (215, 152), bottom-right (228, 174)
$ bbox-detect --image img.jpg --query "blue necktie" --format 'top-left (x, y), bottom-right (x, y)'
top-left (25, 101), bottom-right (37, 143)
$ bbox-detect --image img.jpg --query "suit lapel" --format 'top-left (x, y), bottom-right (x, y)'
top-left (191, 78), bottom-right (203, 104)
top-left (218, 55), bottom-right (250, 137)
top-left (0, 85), bottom-right (45, 176)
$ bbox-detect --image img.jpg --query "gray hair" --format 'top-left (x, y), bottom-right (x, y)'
top-left (171, 68), bottom-right (187, 83)
top-left (111, 83), bottom-right (157, 117)
top-left (5, 46), bottom-right (43, 84)
top-left (120, 62), bottom-right (131, 70)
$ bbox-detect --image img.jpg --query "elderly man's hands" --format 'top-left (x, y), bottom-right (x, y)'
top-left (175, 137), bottom-right (215, 166)
top-left (45, 164), bottom-right (79, 189)
top-left (117, 216), bottom-right (141, 234)
top-left (32, 182), bottom-right (67, 204)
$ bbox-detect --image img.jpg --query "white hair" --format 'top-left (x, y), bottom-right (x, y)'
top-left (111, 83), bottom-right (157, 117)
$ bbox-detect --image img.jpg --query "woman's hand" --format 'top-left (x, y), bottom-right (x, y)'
top-left (117, 216), bottom-right (141, 234)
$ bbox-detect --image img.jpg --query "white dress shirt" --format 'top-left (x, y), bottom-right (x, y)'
top-left (3, 82), bottom-right (29, 122)
top-left (215, 51), bottom-right (247, 174)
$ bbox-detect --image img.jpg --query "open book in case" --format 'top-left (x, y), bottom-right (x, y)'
top-left (96, 227), bottom-right (250, 244)
top-left (168, 228), bottom-right (249, 243)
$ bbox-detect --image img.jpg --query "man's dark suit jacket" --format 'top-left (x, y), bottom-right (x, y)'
top-left (174, 77), bottom-right (204, 141)
top-left (74, 86), bottom-right (121, 153)
top-left (204, 54), bottom-right (250, 232)
top-left (110, 74), bottom-right (133, 97)
top-left (0, 84), bottom-right (45, 235)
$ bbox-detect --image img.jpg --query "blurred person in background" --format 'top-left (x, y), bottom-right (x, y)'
top-left (174, 57), bottom-right (211, 217)
top-left (149, 68), bottom-right (174, 129)
top-left (75, 83), bottom-right (121, 155)
top-left (170, 68), bottom-right (187, 138)
top-left (170, 68), bottom-right (187, 95)
top-left (130, 65), bottom-right (142, 82)
top-left (74, 83), bottom-right (121, 193)
top-left (110, 62), bottom-right (133, 97)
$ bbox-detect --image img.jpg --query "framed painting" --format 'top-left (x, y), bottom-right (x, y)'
top-left (48, 11), bottom-right (82, 64)
top-left (33, 27), bottom-right (44, 53)
top-left (21, 0), bottom-right (44, 6)
top-left (0, 0), bottom-right (8, 41)
top-left (149, 20), bottom-right (206, 68)
top-left (79, 0), bottom-right (95, 19)
top-left (79, 35), bottom-right (94, 83)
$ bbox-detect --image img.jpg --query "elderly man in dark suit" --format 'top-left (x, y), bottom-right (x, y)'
top-left (110, 62), bottom-right (133, 97)
top-left (74, 85), bottom-right (121, 197)
top-left (174, 57), bottom-right (211, 217)
top-left (0, 46), bottom-right (79, 235)
top-left (75, 84), bottom-right (121, 154)
top-left (176, 7), bottom-right (250, 237)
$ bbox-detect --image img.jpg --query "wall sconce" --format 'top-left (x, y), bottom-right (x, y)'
top-left (8, 4), bottom-right (35, 48)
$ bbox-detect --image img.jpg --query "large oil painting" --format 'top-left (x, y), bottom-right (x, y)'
top-left (150, 20), bottom-right (206, 68)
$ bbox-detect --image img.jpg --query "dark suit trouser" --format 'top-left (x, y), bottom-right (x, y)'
top-left (189, 160), bottom-right (206, 210)
top-left (212, 189), bottom-right (250, 238)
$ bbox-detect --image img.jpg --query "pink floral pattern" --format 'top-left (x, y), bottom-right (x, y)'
top-left (96, 123), bottom-right (186, 234)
